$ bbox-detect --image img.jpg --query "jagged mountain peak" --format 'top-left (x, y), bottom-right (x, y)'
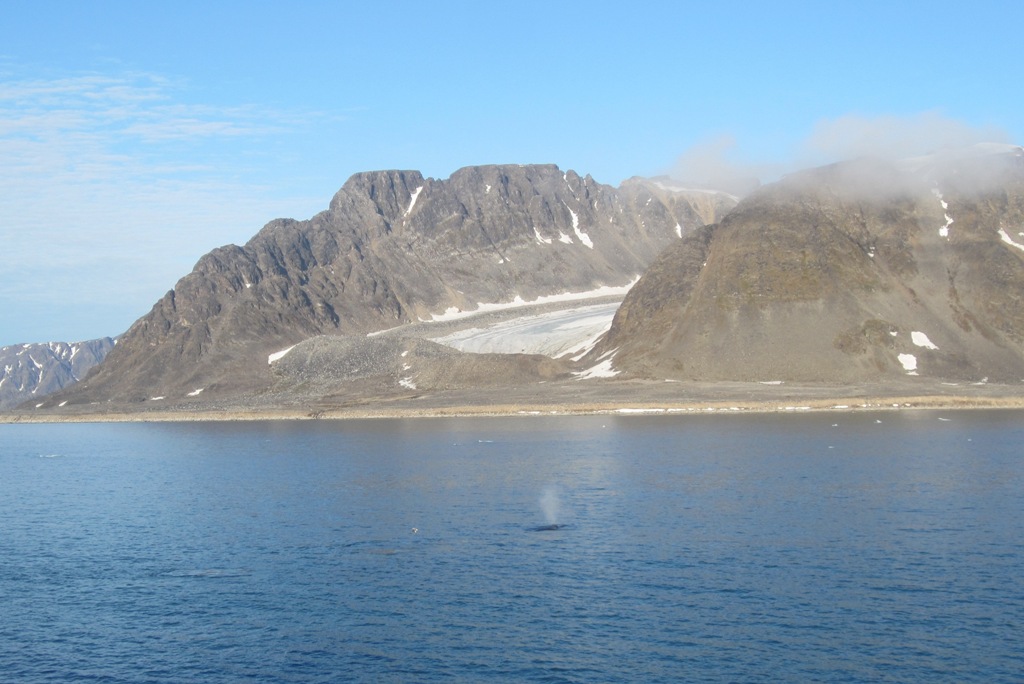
top-left (330, 169), bottom-right (426, 215)
top-left (45, 163), bottom-right (727, 406)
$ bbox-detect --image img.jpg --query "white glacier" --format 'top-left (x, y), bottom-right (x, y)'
top-left (431, 302), bottom-right (619, 358)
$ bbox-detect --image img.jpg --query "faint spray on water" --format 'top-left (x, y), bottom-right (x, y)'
top-left (539, 485), bottom-right (561, 526)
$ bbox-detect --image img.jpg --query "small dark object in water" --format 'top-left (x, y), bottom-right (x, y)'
top-left (529, 524), bottom-right (565, 532)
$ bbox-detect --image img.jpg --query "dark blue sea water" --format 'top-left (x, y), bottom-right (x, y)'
top-left (1, 411), bottom-right (1022, 682)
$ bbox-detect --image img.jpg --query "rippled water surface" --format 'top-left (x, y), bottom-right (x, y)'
top-left (2, 411), bottom-right (1023, 682)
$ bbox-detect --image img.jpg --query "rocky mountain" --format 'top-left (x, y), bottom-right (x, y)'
top-left (51, 164), bottom-right (726, 406)
top-left (598, 144), bottom-right (1024, 383)
top-left (0, 338), bottom-right (115, 410)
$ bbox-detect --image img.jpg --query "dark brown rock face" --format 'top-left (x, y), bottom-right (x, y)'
top-left (601, 148), bottom-right (1024, 383)
top-left (62, 165), bottom-right (719, 403)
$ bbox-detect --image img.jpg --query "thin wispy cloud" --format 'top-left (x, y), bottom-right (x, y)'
top-left (669, 112), bottom-right (1013, 195)
top-left (0, 73), bottom-right (295, 177)
top-left (801, 112), bottom-right (1011, 164)
top-left (0, 69), bottom-right (328, 342)
top-left (122, 116), bottom-right (277, 142)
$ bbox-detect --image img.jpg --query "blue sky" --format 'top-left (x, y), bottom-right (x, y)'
top-left (2, 1), bottom-right (1021, 344)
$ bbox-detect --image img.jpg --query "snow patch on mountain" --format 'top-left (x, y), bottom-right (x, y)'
top-left (932, 189), bottom-right (954, 239)
top-left (404, 186), bottom-right (423, 217)
top-left (268, 345), bottom-right (297, 364)
top-left (568, 207), bottom-right (594, 248)
top-left (574, 349), bottom-right (619, 379)
top-left (911, 331), bottom-right (939, 350)
top-left (999, 228), bottom-right (1024, 252)
top-left (898, 353), bottom-right (918, 375)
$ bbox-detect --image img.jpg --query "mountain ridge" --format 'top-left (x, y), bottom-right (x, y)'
top-left (46, 164), bottom-right (720, 406)
top-left (598, 147), bottom-right (1024, 383)
top-left (17, 148), bottom-right (1024, 417)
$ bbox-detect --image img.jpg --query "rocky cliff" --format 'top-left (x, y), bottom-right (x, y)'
top-left (1, 338), bottom-right (115, 409)
top-left (56, 164), bottom-right (722, 404)
top-left (599, 145), bottom-right (1024, 383)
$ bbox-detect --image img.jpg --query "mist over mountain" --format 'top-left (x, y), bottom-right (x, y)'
top-left (599, 144), bottom-right (1024, 383)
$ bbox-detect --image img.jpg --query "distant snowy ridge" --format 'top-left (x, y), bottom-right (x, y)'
top-left (650, 179), bottom-right (740, 202)
top-left (0, 337), bottom-right (115, 410)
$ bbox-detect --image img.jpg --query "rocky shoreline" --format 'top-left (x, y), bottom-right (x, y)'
top-left (5, 380), bottom-right (1023, 423)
